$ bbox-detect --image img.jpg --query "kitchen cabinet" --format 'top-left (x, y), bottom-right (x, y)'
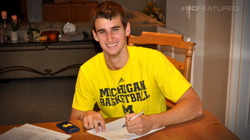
top-left (42, 2), bottom-right (98, 22)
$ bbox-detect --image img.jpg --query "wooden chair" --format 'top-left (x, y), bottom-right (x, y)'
top-left (128, 31), bottom-right (196, 108)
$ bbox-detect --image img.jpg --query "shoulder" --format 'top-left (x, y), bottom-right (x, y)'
top-left (80, 52), bottom-right (104, 71)
top-left (128, 46), bottom-right (164, 58)
top-left (128, 46), bottom-right (166, 62)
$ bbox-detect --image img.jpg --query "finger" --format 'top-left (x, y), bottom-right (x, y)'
top-left (99, 119), bottom-right (106, 132)
top-left (87, 117), bottom-right (94, 129)
top-left (93, 119), bottom-right (100, 133)
top-left (126, 114), bottom-right (139, 127)
top-left (125, 113), bottom-right (135, 121)
top-left (125, 113), bottom-right (136, 125)
top-left (127, 122), bottom-right (141, 134)
top-left (80, 113), bottom-right (84, 120)
top-left (81, 112), bottom-right (91, 129)
top-left (95, 112), bottom-right (106, 132)
top-left (83, 118), bottom-right (90, 129)
top-left (127, 117), bottom-right (143, 133)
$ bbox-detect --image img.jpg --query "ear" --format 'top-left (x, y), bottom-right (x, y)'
top-left (125, 22), bottom-right (131, 36)
top-left (92, 29), bottom-right (99, 42)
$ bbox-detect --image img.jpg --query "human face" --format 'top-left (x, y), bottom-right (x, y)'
top-left (92, 15), bottom-right (131, 58)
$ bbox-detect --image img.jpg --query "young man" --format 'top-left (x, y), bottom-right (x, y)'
top-left (70, 1), bottom-right (203, 135)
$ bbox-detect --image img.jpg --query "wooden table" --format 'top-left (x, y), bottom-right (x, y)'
top-left (0, 110), bottom-right (239, 140)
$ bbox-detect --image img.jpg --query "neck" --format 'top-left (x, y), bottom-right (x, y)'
top-left (104, 48), bottom-right (129, 70)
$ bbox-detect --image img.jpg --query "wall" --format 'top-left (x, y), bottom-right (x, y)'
top-left (226, 1), bottom-right (250, 138)
top-left (107, 0), bottom-right (147, 12)
top-left (166, 0), bottom-right (203, 110)
top-left (27, 0), bottom-right (43, 22)
top-left (202, 0), bottom-right (232, 124)
top-left (166, 0), bottom-right (232, 124)
top-left (166, 0), bottom-right (197, 39)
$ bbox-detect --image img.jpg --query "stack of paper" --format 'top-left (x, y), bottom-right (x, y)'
top-left (59, 32), bottom-right (84, 42)
top-left (0, 123), bottom-right (71, 140)
top-left (87, 117), bottom-right (165, 140)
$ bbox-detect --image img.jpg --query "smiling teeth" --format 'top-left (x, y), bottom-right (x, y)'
top-left (107, 43), bottom-right (117, 47)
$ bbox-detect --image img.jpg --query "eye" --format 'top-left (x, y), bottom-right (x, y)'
top-left (98, 29), bottom-right (106, 34)
top-left (99, 30), bottom-right (106, 34)
top-left (113, 28), bottom-right (119, 32)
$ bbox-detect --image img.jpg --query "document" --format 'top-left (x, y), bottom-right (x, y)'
top-left (87, 117), bottom-right (165, 140)
top-left (19, 123), bottom-right (71, 137)
top-left (0, 123), bottom-right (71, 140)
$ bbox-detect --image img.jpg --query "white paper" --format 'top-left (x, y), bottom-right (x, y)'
top-left (87, 117), bottom-right (165, 140)
top-left (19, 123), bottom-right (71, 138)
top-left (0, 124), bottom-right (71, 140)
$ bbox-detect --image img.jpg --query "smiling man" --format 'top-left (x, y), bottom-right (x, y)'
top-left (69, 1), bottom-right (203, 135)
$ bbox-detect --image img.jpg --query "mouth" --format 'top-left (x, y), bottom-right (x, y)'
top-left (106, 42), bottom-right (118, 47)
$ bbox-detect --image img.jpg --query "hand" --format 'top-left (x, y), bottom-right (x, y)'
top-left (80, 110), bottom-right (106, 133)
top-left (125, 113), bottom-right (153, 135)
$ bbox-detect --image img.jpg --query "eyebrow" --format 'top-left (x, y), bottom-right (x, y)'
top-left (97, 29), bottom-right (106, 33)
top-left (111, 26), bottom-right (121, 29)
top-left (97, 25), bottom-right (121, 33)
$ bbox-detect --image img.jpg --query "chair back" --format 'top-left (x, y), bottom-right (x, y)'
top-left (128, 31), bottom-right (196, 107)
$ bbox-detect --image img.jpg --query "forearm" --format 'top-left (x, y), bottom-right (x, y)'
top-left (151, 100), bottom-right (203, 129)
top-left (149, 88), bottom-right (203, 129)
top-left (69, 108), bottom-right (85, 121)
top-left (69, 116), bottom-right (80, 121)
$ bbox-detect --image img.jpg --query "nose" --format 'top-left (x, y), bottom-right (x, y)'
top-left (107, 32), bottom-right (113, 43)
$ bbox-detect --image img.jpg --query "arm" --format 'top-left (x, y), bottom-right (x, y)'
top-left (69, 108), bottom-right (106, 132)
top-left (69, 108), bottom-right (83, 120)
top-left (125, 87), bottom-right (203, 135)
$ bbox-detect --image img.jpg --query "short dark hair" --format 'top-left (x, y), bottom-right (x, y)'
top-left (90, 1), bottom-right (127, 32)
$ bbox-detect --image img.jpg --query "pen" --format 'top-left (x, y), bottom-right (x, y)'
top-left (122, 111), bottom-right (144, 127)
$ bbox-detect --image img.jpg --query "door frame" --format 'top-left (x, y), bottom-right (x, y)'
top-left (225, 0), bottom-right (245, 133)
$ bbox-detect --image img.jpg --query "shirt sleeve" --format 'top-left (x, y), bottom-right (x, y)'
top-left (153, 51), bottom-right (191, 103)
